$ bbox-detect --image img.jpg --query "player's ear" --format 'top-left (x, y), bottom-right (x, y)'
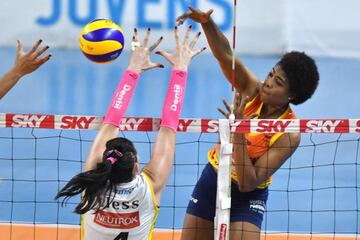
top-left (133, 161), bottom-right (139, 173)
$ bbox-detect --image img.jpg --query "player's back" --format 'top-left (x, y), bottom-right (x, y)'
top-left (83, 172), bottom-right (158, 240)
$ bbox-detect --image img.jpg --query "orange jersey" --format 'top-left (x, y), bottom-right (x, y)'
top-left (208, 93), bottom-right (297, 189)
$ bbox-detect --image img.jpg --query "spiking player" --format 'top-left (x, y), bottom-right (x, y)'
top-left (177, 7), bottom-right (319, 240)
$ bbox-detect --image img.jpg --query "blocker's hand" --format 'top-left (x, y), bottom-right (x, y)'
top-left (128, 28), bottom-right (164, 73)
top-left (155, 25), bottom-right (206, 70)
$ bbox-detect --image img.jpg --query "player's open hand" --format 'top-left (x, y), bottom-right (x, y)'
top-left (155, 25), bottom-right (206, 70)
top-left (218, 93), bottom-right (259, 120)
top-left (176, 6), bottom-right (213, 26)
top-left (13, 39), bottom-right (51, 77)
top-left (128, 28), bottom-right (164, 73)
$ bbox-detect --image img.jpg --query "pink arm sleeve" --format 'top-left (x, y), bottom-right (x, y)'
top-left (160, 69), bottom-right (188, 131)
top-left (103, 69), bottom-right (140, 126)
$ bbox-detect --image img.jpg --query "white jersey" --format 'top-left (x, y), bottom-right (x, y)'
top-left (82, 172), bottom-right (159, 240)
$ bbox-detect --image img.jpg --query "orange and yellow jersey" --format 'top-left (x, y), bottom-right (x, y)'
top-left (208, 93), bottom-right (297, 189)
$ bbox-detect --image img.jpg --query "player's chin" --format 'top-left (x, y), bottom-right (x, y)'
top-left (260, 90), bottom-right (270, 103)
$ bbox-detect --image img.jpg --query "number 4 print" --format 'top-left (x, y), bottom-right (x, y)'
top-left (114, 232), bottom-right (129, 240)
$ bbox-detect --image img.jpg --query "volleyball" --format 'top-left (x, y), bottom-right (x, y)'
top-left (79, 19), bottom-right (125, 63)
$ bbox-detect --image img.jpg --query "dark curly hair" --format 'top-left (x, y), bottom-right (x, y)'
top-left (55, 137), bottom-right (138, 214)
top-left (278, 51), bottom-right (319, 105)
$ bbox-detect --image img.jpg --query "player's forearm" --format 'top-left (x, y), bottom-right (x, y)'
top-left (201, 18), bottom-right (232, 62)
top-left (145, 127), bottom-right (176, 191)
top-left (233, 133), bottom-right (258, 192)
top-left (103, 69), bottom-right (140, 126)
top-left (201, 19), bottom-right (250, 92)
top-left (0, 68), bottom-right (23, 99)
top-left (160, 68), bottom-right (187, 131)
top-left (147, 68), bottom-right (188, 197)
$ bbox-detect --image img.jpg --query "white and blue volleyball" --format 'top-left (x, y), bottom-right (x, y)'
top-left (80, 19), bottom-right (124, 63)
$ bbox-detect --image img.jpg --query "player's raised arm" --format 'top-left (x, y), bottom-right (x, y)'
top-left (142, 25), bottom-right (206, 202)
top-left (177, 6), bottom-right (259, 98)
top-left (84, 28), bottom-right (163, 172)
top-left (0, 39), bottom-right (51, 99)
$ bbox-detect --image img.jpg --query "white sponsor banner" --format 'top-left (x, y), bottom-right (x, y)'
top-left (0, 0), bottom-right (284, 54)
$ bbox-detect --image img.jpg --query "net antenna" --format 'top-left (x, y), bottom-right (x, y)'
top-left (229, 0), bottom-right (238, 125)
top-left (214, 1), bottom-right (237, 239)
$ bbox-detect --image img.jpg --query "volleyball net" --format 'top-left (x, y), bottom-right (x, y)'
top-left (0, 113), bottom-right (359, 240)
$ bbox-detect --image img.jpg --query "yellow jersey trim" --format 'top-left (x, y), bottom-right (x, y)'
top-left (141, 172), bottom-right (159, 240)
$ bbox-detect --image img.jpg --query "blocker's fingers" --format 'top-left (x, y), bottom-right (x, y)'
top-left (155, 50), bottom-right (173, 64)
top-left (192, 47), bottom-right (206, 58)
top-left (189, 32), bottom-right (201, 49)
top-left (174, 26), bottom-right (180, 46)
top-left (143, 28), bottom-right (151, 47)
top-left (131, 36), bottom-right (141, 51)
top-left (153, 63), bottom-right (165, 69)
top-left (183, 25), bottom-right (192, 44)
top-left (148, 36), bottom-right (163, 52)
top-left (133, 28), bottom-right (139, 42)
top-left (143, 62), bottom-right (165, 71)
